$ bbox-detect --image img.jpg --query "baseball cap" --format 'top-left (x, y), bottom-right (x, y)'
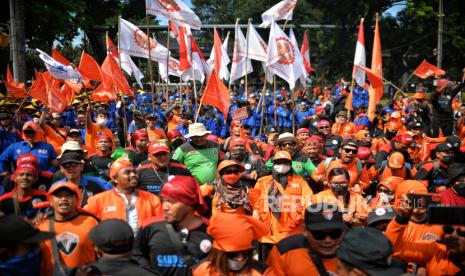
top-left (367, 207), bottom-right (396, 227)
top-left (48, 182), bottom-right (80, 199)
top-left (337, 228), bottom-right (405, 276)
top-left (0, 215), bottom-right (54, 245)
top-left (341, 138), bottom-right (359, 148)
top-left (446, 135), bottom-right (461, 149)
top-left (436, 143), bottom-right (453, 152)
top-left (388, 152), bottom-right (404, 169)
top-left (16, 153), bottom-right (39, 168)
top-left (88, 219), bottom-right (134, 254)
top-left (59, 151), bottom-right (85, 165)
top-left (68, 129), bottom-right (81, 136)
top-left (393, 133), bottom-right (413, 145)
top-left (304, 203), bottom-right (348, 231)
top-left (148, 142), bottom-right (170, 155)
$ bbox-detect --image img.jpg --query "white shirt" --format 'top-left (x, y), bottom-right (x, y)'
top-left (116, 188), bottom-right (139, 236)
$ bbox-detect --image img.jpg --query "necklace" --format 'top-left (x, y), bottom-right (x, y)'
top-left (151, 164), bottom-right (170, 184)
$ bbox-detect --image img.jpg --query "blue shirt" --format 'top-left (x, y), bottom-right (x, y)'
top-left (54, 175), bottom-right (113, 191)
top-left (0, 141), bottom-right (57, 173)
top-left (0, 127), bottom-right (21, 153)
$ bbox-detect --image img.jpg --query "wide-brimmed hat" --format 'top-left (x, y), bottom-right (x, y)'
top-left (185, 123), bottom-right (211, 138)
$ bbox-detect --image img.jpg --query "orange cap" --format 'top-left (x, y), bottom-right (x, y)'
top-left (217, 160), bottom-right (245, 174)
top-left (274, 151), bottom-right (292, 161)
top-left (394, 180), bottom-right (427, 208)
top-left (109, 158), bottom-right (133, 180)
top-left (48, 182), bottom-right (81, 206)
top-left (208, 213), bottom-right (269, 252)
top-left (377, 176), bottom-right (404, 192)
top-left (388, 152), bottom-right (404, 169)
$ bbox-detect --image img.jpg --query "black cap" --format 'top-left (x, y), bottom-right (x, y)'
top-left (304, 203), bottom-right (348, 231)
top-left (436, 143), bottom-right (453, 153)
top-left (88, 219), bottom-right (134, 254)
top-left (0, 215), bottom-right (54, 244)
top-left (341, 138), bottom-right (359, 148)
top-left (59, 151), bottom-right (85, 165)
top-left (367, 207), bottom-right (396, 227)
top-left (337, 228), bottom-right (405, 276)
top-left (446, 135), bottom-right (461, 149)
top-left (446, 162), bottom-right (465, 185)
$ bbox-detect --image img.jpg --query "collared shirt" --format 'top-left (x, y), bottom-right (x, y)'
top-left (116, 188), bottom-right (139, 235)
top-left (0, 141), bottom-right (57, 173)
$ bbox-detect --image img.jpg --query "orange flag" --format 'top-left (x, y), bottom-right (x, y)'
top-left (345, 89), bottom-right (353, 111)
top-left (29, 70), bottom-right (47, 105)
top-left (5, 65), bottom-right (26, 98)
top-left (92, 83), bottom-right (117, 102)
top-left (101, 55), bottom-right (133, 96)
top-left (200, 69), bottom-right (230, 118)
top-left (368, 13), bottom-right (383, 120)
top-left (356, 65), bottom-right (384, 89)
top-left (213, 28), bottom-right (222, 72)
top-left (105, 32), bottom-right (119, 58)
top-left (413, 60), bottom-right (446, 79)
top-left (47, 79), bottom-right (69, 114)
top-left (52, 49), bottom-right (71, 66)
top-left (79, 51), bottom-right (102, 82)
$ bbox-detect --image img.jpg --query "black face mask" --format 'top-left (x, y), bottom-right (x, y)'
top-left (135, 121), bottom-right (147, 129)
top-left (385, 130), bottom-right (397, 140)
top-left (171, 138), bottom-right (183, 149)
top-left (441, 154), bottom-right (454, 164)
top-left (453, 183), bottom-right (465, 197)
top-left (331, 185), bottom-right (348, 196)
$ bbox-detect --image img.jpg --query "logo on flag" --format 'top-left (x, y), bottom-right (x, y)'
top-left (276, 37), bottom-right (295, 65)
top-left (157, 0), bottom-right (180, 12)
top-left (277, 0), bottom-right (297, 17)
top-left (134, 29), bottom-right (158, 50)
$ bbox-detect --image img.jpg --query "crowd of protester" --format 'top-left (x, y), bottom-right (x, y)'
top-left (0, 71), bottom-right (465, 276)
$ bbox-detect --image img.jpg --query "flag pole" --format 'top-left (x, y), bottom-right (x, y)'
top-left (259, 70), bottom-right (268, 135)
top-left (165, 21), bottom-right (171, 99)
top-left (179, 72), bottom-right (183, 114)
top-left (347, 78), bottom-right (354, 118)
top-left (118, 16), bottom-right (128, 147)
top-left (401, 69), bottom-right (418, 91)
top-left (145, 14), bottom-right (156, 111)
top-left (245, 18), bottom-right (251, 99)
top-left (273, 75), bottom-right (277, 127)
top-left (292, 87), bottom-right (296, 134)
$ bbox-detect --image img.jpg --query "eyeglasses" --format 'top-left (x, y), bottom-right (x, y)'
top-left (281, 142), bottom-right (297, 147)
top-left (443, 226), bottom-right (465, 237)
top-left (310, 229), bottom-right (343, 240)
top-left (343, 148), bottom-right (358, 154)
top-left (223, 168), bottom-right (241, 175)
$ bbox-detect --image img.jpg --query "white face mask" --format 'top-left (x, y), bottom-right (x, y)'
top-left (32, 118), bottom-right (40, 124)
top-left (227, 257), bottom-right (248, 271)
top-left (96, 118), bottom-right (108, 127)
top-left (273, 164), bottom-right (291, 174)
top-left (379, 192), bottom-right (394, 204)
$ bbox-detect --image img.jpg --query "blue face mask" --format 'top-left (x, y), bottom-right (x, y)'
top-left (0, 247), bottom-right (42, 276)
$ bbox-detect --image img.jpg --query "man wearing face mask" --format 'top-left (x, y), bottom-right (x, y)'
top-left (85, 106), bottom-right (115, 149)
top-left (223, 138), bottom-right (267, 188)
top-left (251, 151), bottom-right (314, 261)
top-left (371, 122), bottom-right (398, 154)
top-left (367, 176), bottom-right (403, 209)
top-left (331, 111), bottom-right (355, 136)
top-left (414, 143), bottom-right (455, 192)
top-left (315, 168), bottom-right (368, 227)
top-left (441, 162), bottom-right (465, 206)
top-left (0, 215), bottom-right (54, 276)
top-left (266, 203), bottom-right (347, 275)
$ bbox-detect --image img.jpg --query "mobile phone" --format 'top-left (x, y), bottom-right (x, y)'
top-left (407, 193), bottom-right (441, 208)
top-left (427, 206), bottom-right (465, 226)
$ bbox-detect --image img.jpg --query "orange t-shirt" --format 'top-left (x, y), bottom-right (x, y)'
top-left (314, 190), bottom-right (368, 221)
top-left (85, 123), bottom-right (115, 149)
top-left (38, 213), bottom-right (99, 275)
top-left (167, 114), bottom-right (182, 133)
top-left (311, 158), bottom-right (370, 190)
top-left (43, 125), bottom-right (66, 155)
top-left (147, 128), bottom-right (167, 142)
top-left (193, 260), bottom-right (272, 275)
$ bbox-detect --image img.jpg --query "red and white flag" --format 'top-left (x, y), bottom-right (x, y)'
top-left (413, 60), bottom-right (446, 79)
top-left (230, 21), bottom-right (253, 83)
top-left (146, 0), bottom-right (201, 30)
top-left (356, 65), bottom-right (383, 89)
top-left (207, 28), bottom-right (230, 81)
top-left (301, 30), bottom-right (313, 73)
top-left (266, 20), bottom-right (304, 89)
top-left (119, 17), bottom-right (168, 63)
top-left (189, 35), bottom-right (210, 82)
top-left (352, 18), bottom-right (366, 87)
top-left (260, 0), bottom-right (297, 28)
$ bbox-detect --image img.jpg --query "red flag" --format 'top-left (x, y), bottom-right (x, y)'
top-left (357, 65), bottom-right (384, 89)
top-left (178, 26), bottom-right (191, 71)
top-left (29, 70), bottom-right (47, 105)
top-left (52, 49), bottom-right (71, 66)
top-left (105, 32), bottom-right (119, 58)
top-left (413, 60), bottom-right (446, 79)
top-left (101, 55), bottom-right (133, 96)
top-left (5, 65), bottom-right (26, 98)
top-left (301, 30), bottom-right (314, 73)
top-left (368, 14), bottom-right (383, 120)
top-left (47, 79), bottom-right (69, 114)
top-left (79, 51), bottom-right (102, 82)
top-left (64, 79), bottom-right (83, 94)
top-left (200, 69), bottom-right (230, 118)
top-left (92, 83), bottom-right (117, 102)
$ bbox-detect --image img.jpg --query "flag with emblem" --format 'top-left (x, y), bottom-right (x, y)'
top-left (230, 21), bottom-right (253, 83)
top-left (146, 0), bottom-right (202, 30)
top-left (260, 0), bottom-right (298, 28)
top-left (413, 60), bottom-right (446, 79)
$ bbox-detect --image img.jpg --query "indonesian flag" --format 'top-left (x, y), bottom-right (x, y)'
top-left (146, 0), bottom-right (201, 30)
top-left (5, 65), bottom-right (26, 98)
top-left (36, 49), bottom-right (81, 81)
top-left (200, 69), bottom-right (230, 118)
top-left (207, 28), bottom-right (230, 81)
top-left (301, 30), bottom-right (313, 73)
top-left (289, 28), bottom-right (308, 84)
top-left (170, 22), bottom-right (192, 71)
top-left (260, 0), bottom-right (298, 28)
top-left (413, 60), bottom-right (446, 79)
top-left (230, 21), bottom-right (253, 83)
top-left (189, 35), bottom-right (210, 82)
top-left (119, 17), bottom-right (168, 63)
top-left (266, 20), bottom-right (304, 90)
top-left (352, 18), bottom-right (366, 87)
top-left (368, 14), bottom-right (383, 120)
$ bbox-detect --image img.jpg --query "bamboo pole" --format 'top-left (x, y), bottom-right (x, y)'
top-left (145, 14), bottom-right (156, 111)
top-left (118, 16), bottom-right (128, 147)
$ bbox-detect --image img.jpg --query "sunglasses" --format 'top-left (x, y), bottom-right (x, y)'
top-left (310, 229), bottom-right (343, 240)
top-left (281, 142), bottom-right (297, 147)
top-left (443, 226), bottom-right (465, 237)
top-left (343, 148), bottom-right (358, 154)
top-left (319, 126), bottom-right (330, 129)
top-left (223, 168), bottom-right (241, 175)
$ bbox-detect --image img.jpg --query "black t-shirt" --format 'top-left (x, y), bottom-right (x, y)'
top-left (137, 160), bottom-right (191, 195)
top-left (0, 190), bottom-right (48, 218)
top-left (89, 155), bottom-right (112, 180)
top-left (133, 217), bottom-right (212, 276)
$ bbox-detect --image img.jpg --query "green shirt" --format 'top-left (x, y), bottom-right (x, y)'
top-left (172, 140), bottom-right (220, 185)
top-left (266, 157), bottom-right (315, 177)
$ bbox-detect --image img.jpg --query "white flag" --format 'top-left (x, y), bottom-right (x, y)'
top-left (119, 17), bottom-right (168, 63)
top-left (36, 49), bottom-right (81, 81)
top-left (159, 57), bottom-right (182, 82)
top-left (207, 30), bottom-right (230, 81)
top-left (120, 54), bottom-right (144, 89)
top-left (266, 21), bottom-right (304, 89)
top-left (289, 28), bottom-right (308, 85)
top-left (260, 0), bottom-right (297, 28)
top-left (146, 0), bottom-right (201, 30)
top-left (230, 22), bottom-right (253, 83)
top-left (353, 18), bottom-right (366, 87)
top-left (247, 22), bottom-right (268, 62)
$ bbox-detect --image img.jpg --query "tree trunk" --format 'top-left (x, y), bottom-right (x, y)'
top-left (9, 0), bottom-right (26, 82)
